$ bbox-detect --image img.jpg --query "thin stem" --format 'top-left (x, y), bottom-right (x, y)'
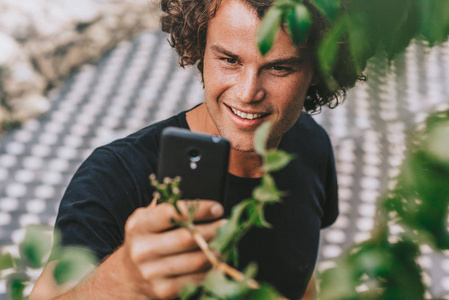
top-left (187, 225), bottom-right (259, 290)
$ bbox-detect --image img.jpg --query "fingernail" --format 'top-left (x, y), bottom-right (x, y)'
top-left (211, 203), bottom-right (224, 217)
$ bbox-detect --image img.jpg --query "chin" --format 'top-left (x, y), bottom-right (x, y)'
top-left (230, 141), bottom-right (255, 153)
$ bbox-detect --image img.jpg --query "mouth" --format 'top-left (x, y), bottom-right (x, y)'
top-left (229, 106), bottom-right (267, 120)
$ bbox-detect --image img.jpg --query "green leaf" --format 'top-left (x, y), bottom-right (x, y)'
top-left (317, 16), bottom-right (347, 78)
top-left (273, 0), bottom-right (295, 10)
top-left (419, 0), bottom-right (449, 45)
top-left (53, 247), bottom-right (97, 285)
top-left (0, 252), bottom-right (15, 271)
top-left (9, 278), bottom-right (26, 300)
top-left (257, 7), bottom-right (283, 55)
top-left (20, 226), bottom-right (53, 269)
top-left (423, 121), bottom-right (449, 165)
top-left (180, 283), bottom-right (199, 300)
top-left (209, 200), bottom-right (253, 258)
top-left (311, 0), bottom-right (341, 22)
top-left (246, 283), bottom-right (281, 299)
top-left (262, 149), bottom-right (293, 173)
top-left (254, 121), bottom-right (272, 156)
top-left (347, 14), bottom-right (375, 72)
top-left (253, 174), bottom-right (283, 204)
top-left (318, 260), bottom-right (358, 300)
top-left (243, 262), bottom-right (258, 280)
top-left (253, 184), bottom-right (281, 204)
top-left (202, 269), bottom-right (250, 299)
top-left (248, 204), bottom-right (272, 228)
top-left (286, 3), bottom-right (312, 45)
top-left (6, 273), bottom-right (29, 300)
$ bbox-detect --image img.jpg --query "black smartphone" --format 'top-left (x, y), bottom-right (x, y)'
top-left (157, 127), bottom-right (230, 203)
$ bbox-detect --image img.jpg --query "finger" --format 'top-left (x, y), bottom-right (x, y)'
top-left (149, 272), bottom-right (208, 299)
top-left (139, 250), bottom-right (211, 280)
top-left (126, 200), bottom-right (224, 234)
top-left (130, 219), bottom-right (226, 260)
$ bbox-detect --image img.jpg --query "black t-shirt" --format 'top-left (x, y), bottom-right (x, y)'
top-left (55, 109), bottom-right (338, 299)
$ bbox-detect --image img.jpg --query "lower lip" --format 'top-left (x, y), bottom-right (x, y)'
top-left (225, 105), bottom-right (269, 129)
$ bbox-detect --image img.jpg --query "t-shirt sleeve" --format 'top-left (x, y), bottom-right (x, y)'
top-left (53, 146), bottom-right (153, 261)
top-left (320, 135), bottom-right (339, 228)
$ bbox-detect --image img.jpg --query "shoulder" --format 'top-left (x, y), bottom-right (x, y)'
top-left (284, 112), bottom-right (333, 154)
top-left (67, 112), bottom-right (189, 204)
top-left (103, 112), bottom-right (188, 155)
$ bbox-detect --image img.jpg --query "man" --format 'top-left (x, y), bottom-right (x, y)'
top-left (31, 0), bottom-right (361, 299)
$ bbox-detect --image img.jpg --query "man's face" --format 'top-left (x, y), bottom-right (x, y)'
top-left (202, 0), bottom-right (316, 152)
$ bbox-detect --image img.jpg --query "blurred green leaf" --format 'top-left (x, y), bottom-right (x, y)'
top-left (395, 148), bottom-right (449, 249)
top-left (381, 241), bottom-right (424, 299)
top-left (262, 149), bottom-right (293, 173)
top-left (254, 121), bottom-right (272, 155)
top-left (180, 283), bottom-right (199, 300)
top-left (246, 283), bottom-right (282, 299)
top-left (422, 121), bottom-right (449, 165)
top-left (210, 200), bottom-right (253, 262)
top-left (9, 278), bottom-right (26, 300)
top-left (318, 260), bottom-right (358, 300)
top-left (257, 6), bottom-right (283, 55)
top-left (20, 226), bottom-right (52, 269)
top-left (273, 0), bottom-right (295, 10)
top-left (7, 273), bottom-right (29, 300)
top-left (382, 0), bottom-right (420, 59)
top-left (0, 252), bottom-right (15, 271)
top-left (286, 4), bottom-right (312, 45)
top-left (419, 0), bottom-right (449, 45)
top-left (203, 269), bottom-right (250, 299)
top-left (347, 14), bottom-right (375, 72)
top-left (53, 247), bottom-right (97, 285)
top-left (248, 203), bottom-right (272, 228)
top-left (252, 174), bottom-right (282, 203)
top-left (317, 16), bottom-right (348, 78)
top-left (311, 0), bottom-right (341, 22)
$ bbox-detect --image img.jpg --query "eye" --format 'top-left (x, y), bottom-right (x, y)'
top-left (221, 57), bottom-right (238, 64)
top-left (269, 65), bottom-right (293, 76)
top-left (272, 66), bottom-right (287, 71)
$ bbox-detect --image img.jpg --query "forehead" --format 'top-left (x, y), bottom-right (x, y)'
top-left (207, 0), bottom-right (301, 59)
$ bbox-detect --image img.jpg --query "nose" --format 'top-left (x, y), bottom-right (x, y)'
top-left (236, 69), bottom-right (265, 103)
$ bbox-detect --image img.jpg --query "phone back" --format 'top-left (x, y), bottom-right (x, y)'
top-left (157, 127), bottom-right (230, 203)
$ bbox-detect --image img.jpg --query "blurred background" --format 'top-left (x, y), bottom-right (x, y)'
top-left (0, 0), bottom-right (448, 299)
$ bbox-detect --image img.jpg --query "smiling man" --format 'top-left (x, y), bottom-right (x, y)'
top-left (31, 0), bottom-right (362, 299)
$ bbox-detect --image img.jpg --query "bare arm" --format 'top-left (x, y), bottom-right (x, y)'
top-left (30, 200), bottom-right (225, 300)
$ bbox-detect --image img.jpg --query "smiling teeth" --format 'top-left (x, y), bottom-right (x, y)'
top-left (231, 107), bottom-right (263, 120)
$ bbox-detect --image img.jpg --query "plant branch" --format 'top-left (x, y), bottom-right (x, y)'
top-left (187, 224), bottom-right (259, 290)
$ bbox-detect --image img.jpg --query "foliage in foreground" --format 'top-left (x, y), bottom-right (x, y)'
top-left (318, 109), bottom-right (449, 299)
top-left (258, 0), bottom-right (449, 85)
top-left (0, 226), bottom-right (96, 299)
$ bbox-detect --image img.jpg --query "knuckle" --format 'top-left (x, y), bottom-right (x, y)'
top-left (129, 242), bottom-right (157, 264)
top-left (125, 208), bottom-right (145, 233)
top-left (128, 245), bottom-right (143, 263)
top-left (178, 229), bottom-right (195, 249)
top-left (191, 253), bottom-right (209, 271)
top-left (140, 265), bottom-right (157, 281)
top-left (153, 281), bottom-right (176, 299)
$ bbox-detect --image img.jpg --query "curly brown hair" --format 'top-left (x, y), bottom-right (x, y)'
top-left (161, 0), bottom-right (364, 113)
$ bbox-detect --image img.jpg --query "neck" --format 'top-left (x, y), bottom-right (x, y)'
top-left (228, 149), bottom-right (264, 178)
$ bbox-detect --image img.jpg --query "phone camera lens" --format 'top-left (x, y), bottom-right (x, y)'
top-left (188, 149), bottom-right (201, 162)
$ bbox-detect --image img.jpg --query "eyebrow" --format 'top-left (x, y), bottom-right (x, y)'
top-left (210, 44), bottom-right (305, 67)
top-left (210, 44), bottom-right (240, 59)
